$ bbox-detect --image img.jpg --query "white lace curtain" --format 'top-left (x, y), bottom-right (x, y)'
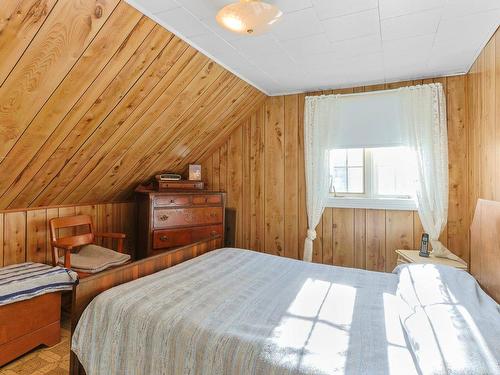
top-left (303, 83), bottom-right (451, 263)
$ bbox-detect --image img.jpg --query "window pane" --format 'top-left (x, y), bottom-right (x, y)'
top-left (331, 149), bottom-right (347, 167)
top-left (333, 167), bottom-right (347, 192)
top-left (348, 167), bottom-right (364, 193)
top-left (371, 146), bottom-right (416, 197)
top-left (347, 148), bottom-right (363, 167)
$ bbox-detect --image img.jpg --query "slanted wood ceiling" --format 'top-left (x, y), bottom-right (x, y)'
top-left (0, 0), bottom-right (265, 209)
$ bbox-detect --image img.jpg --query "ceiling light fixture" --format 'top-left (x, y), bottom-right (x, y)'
top-left (216, 0), bottom-right (282, 36)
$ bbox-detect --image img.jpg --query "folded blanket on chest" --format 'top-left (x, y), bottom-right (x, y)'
top-left (0, 262), bottom-right (78, 306)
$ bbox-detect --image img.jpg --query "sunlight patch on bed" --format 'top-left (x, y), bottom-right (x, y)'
top-left (266, 279), bottom-right (357, 373)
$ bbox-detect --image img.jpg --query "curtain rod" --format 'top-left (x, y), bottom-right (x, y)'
top-left (305, 82), bottom-right (440, 99)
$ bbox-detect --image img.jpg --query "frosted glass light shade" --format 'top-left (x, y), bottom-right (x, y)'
top-left (216, 0), bottom-right (282, 36)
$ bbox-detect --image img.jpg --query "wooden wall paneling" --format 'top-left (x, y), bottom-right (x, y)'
top-left (58, 40), bottom-right (197, 205)
top-left (446, 75), bottom-right (469, 261)
top-left (203, 155), bottom-right (213, 190)
top-left (385, 210), bottom-right (413, 271)
top-left (212, 149), bottom-right (221, 192)
top-left (284, 95), bottom-right (299, 259)
top-left (0, 0), bottom-right (58, 86)
top-left (241, 119), bottom-right (252, 249)
top-left (120, 74), bottom-right (251, 194)
top-left (321, 208), bottom-right (333, 265)
top-left (81, 55), bottom-right (219, 201)
top-left (202, 74), bottom-right (470, 272)
top-left (264, 97), bottom-right (285, 256)
top-left (496, 30), bottom-right (500, 203)
top-left (0, 214), bottom-right (3, 267)
top-left (297, 94), bottom-right (307, 261)
top-left (250, 109), bottom-right (265, 252)
top-left (140, 72), bottom-right (240, 170)
top-left (365, 210), bottom-right (386, 271)
top-left (0, 0), bottom-right (265, 210)
top-left (313, 215), bottom-right (323, 263)
top-left (46, 207), bottom-right (58, 264)
top-left (332, 208), bottom-right (355, 268)
top-left (26, 23), bottom-right (174, 207)
top-left (219, 141), bottom-right (228, 194)
top-left (481, 40), bottom-right (496, 201)
top-left (97, 60), bottom-right (226, 200)
top-left (1, 202), bottom-right (135, 266)
top-left (188, 87), bottom-right (265, 165)
top-left (0, 0), bottom-right (120, 160)
top-left (26, 209), bottom-right (47, 263)
top-left (227, 125), bottom-right (244, 247)
top-left (3, 212), bottom-right (26, 266)
top-left (0, 4), bottom-right (148, 209)
top-left (354, 209), bottom-right (366, 269)
top-left (21, 24), bottom-right (172, 208)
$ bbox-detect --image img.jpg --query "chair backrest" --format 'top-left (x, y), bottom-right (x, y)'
top-left (49, 215), bottom-right (95, 264)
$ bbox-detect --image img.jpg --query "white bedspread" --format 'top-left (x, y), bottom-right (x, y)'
top-left (394, 264), bottom-right (500, 375)
top-left (73, 248), bottom-right (417, 375)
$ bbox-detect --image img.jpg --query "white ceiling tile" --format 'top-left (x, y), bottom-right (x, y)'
top-left (280, 33), bottom-right (332, 58)
top-left (383, 34), bottom-right (435, 56)
top-left (131, 0), bottom-right (179, 14)
top-left (271, 8), bottom-right (325, 41)
top-left (179, 0), bottom-right (231, 19)
top-left (379, 0), bottom-right (445, 19)
top-left (155, 7), bottom-right (210, 37)
top-left (129, 0), bottom-right (499, 95)
top-left (322, 9), bottom-right (380, 43)
top-left (273, 0), bottom-right (313, 13)
top-left (313, 0), bottom-right (377, 20)
top-left (442, 0), bottom-right (500, 19)
top-left (381, 9), bottom-right (442, 41)
top-left (231, 35), bottom-right (286, 57)
top-left (328, 34), bottom-right (382, 59)
top-left (434, 10), bottom-right (500, 47)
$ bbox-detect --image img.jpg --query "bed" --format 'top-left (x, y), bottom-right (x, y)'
top-left (69, 200), bottom-right (500, 375)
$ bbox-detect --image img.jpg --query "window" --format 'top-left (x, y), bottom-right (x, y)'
top-left (328, 146), bottom-right (417, 210)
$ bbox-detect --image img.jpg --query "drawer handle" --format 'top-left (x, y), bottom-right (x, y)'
top-left (170, 199), bottom-right (175, 204)
top-left (205, 197), bottom-right (208, 203)
top-left (210, 231), bottom-right (217, 236)
top-left (160, 215), bottom-right (169, 221)
top-left (160, 235), bottom-right (169, 241)
top-left (209, 212), bottom-right (217, 218)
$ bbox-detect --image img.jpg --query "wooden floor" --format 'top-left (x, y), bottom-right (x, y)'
top-left (0, 319), bottom-right (70, 375)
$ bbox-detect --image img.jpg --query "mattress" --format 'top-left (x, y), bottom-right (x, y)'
top-left (72, 248), bottom-right (418, 375)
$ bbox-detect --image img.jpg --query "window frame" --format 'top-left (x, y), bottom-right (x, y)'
top-left (328, 147), bottom-right (417, 211)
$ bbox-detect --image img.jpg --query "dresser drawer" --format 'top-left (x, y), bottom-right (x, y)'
top-left (153, 195), bottom-right (190, 207)
top-left (152, 225), bottom-right (223, 249)
top-left (153, 207), bottom-right (223, 228)
top-left (192, 194), bottom-right (222, 205)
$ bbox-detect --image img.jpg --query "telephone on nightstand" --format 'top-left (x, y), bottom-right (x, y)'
top-left (419, 233), bottom-right (430, 257)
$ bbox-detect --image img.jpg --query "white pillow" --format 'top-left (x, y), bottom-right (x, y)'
top-left (394, 264), bottom-right (500, 375)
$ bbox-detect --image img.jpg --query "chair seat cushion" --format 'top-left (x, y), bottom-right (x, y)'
top-left (58, 244), bottom-right (130, 274)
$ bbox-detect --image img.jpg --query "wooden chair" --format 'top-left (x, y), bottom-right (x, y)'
top-left (50, 215), bottom-right (131, 277)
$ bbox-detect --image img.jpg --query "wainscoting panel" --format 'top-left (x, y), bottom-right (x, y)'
top-left (0, 202), bottom-right (136, 267)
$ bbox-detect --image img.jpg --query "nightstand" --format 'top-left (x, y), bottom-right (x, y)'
top-left (395, 249), bottom-right (468, 270)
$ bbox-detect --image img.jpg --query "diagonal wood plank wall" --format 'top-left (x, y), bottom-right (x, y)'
top-left (0, 202), bottom-right (136, 267)
top-left (201, 76), bottom-right (469, 272)
top-left (0, 0), bottom-right (265, 209)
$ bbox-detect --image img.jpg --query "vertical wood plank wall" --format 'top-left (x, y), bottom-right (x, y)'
top-left (0, 202), bottom-right (136, 267)
top-left (467, 28), bottom-right (499, 228)
top-left (201, 76), bottom-right (469, 272)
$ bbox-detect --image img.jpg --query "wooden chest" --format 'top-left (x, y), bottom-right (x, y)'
top-left (135, 190), bottom-right (225, 259)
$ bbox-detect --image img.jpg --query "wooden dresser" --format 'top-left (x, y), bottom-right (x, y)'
top-left (135, 190), bottom-right (225, 259)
